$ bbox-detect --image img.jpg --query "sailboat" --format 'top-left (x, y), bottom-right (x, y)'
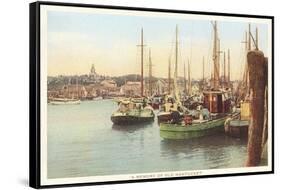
top-left (157, 25), bottom-right (184, 123)
top-left (49, 77), bottom-right (81, 105)
top-left (159, 21), bottom-right (236, 140)
top-left (111, 28), bottom-right (155, 125)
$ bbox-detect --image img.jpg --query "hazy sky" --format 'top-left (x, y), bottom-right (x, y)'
top-left (47, 9), bottom-right (269, 80)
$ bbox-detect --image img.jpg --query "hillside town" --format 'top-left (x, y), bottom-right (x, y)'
top-left (47, 63), bottom-right (209, 101)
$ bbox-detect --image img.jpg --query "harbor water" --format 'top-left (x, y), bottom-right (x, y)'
top-left (47, 99), bottom-right (248, 179)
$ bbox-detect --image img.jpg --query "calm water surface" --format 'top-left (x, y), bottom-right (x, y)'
top-left (47, 99), bottom-right (247, 178)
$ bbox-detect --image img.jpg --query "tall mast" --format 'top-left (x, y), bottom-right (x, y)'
top-left (175, 25), bottom-right (178, 80)
top-left (168, 57), bottom-right (171, 94)
top-left (184, 63), bottom-right (187, 94)
top-left (173, 25), bottom-right (180, 102)
top-left (212, 21), bottom-right (220, 89)
top-left (228, 49), bottom-right (230, 87)
top-left (246, 25), bottom-right (252, 90)
top-left (76, 76), bottom-right (79, 99)
top-left (248, 24), bottom-right (251, 51)
top-left (148, 48), bottom-right (152, 96)
top-left (256, 27), bottom-right (259, 50)
top-left (188, 59), bottom-right (191, 95)
top-left (223, 51), bottom-right (226, 88)
top-left (202, 56), bottom-right (205, 83)
top-left (140, 28), bottom-right (144, 97)
top-left (241, 31), bottom-right (248, 86)
top-left (217, 38), bottom-right (221, 87)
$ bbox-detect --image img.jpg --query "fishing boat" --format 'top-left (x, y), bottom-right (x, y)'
top-left (111, 28), bottom-right (155, 125)
top-left (159, 90), bottom-right (234, 140)
top-left (160, 21), bottom-right (234, 140)
top-left (160, 113), bottom-right (232, 140)
top-left (111, 99), bottom-right (154, 125)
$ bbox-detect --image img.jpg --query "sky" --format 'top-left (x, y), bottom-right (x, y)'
top-left (47, 8), bottom-right (269, 80)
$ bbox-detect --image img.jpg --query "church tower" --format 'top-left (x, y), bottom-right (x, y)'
top-left (90, 64), bottom-right (97, 76)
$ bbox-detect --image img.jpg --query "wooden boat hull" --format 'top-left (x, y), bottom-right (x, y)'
top-left (111, 115), bottom-right (154, 125)
top-left (159, 116), bottom-right (228, 140)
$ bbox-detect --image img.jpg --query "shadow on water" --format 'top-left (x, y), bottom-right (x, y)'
top-left (112, 122), bottom-right (154, 133)
top-left (161, 133), bottom-right (247, 152)
top-left (160, 134), bottom-right (248, 169)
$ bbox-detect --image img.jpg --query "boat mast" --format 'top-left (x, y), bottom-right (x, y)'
top-left (227, 49), bottom-right (230, 87)
top-left (246, 24), bottom-right (251, 94)
top-left (255, 27), bottom-right (259, 50)
top-left (175, 25), bottom-right (178, 81)
top-left (140, 28), bottom-right (144, 97)
top-left (184, 63), bottom-right (187, 94)
top-left (148, 48), bottom-right (153, 96)
top-left (188, 59), bottom-right (191, 95)
top-left (173, 25), bottom-right (180, 102)
top-left (223, 51), bottom-right (226, 88)
top-left (218, 38), bottom-right (221, 87)
top-left (248, 24), bottom-right (251, 51)
top-left (76, 76), bottom-right (79, 99)
top-left (202, 56), bottom-right (205, 85)
top-left (241, 31), bottom-right (247, 83)
top-left (168, 57), bottom-right (171, 94)
top-left (212, 21), bottom-right (220, 90)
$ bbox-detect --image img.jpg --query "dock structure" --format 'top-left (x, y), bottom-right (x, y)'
top-left (246, 50), bottom-right (267, 167)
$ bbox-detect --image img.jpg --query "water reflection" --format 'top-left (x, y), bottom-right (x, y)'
top-left (48, 100), bottom-right (249, 178)
top-left (160, 134), bottom-right (248, 169)
top-left (112, 123), bottom-right (154, 133)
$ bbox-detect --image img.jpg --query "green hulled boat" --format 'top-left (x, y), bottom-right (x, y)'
top-left (159, 114), bottom-right (230, 140)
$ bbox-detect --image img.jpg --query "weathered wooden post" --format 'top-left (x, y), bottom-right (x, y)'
top-left (261, 58), bottom-right (268, 163)
top-left (262, 57), bottom-right (268, 147)
top-left (246, 50), bottom-right (267, 166)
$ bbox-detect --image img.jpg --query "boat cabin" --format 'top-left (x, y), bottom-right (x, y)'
top-left (203, 90), bottom-right (231, 114)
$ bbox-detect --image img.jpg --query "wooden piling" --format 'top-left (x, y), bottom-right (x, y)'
top-left (262, 57), bottom-right (268, 148)
top-left (246, 50), bottom-right (267, 167)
